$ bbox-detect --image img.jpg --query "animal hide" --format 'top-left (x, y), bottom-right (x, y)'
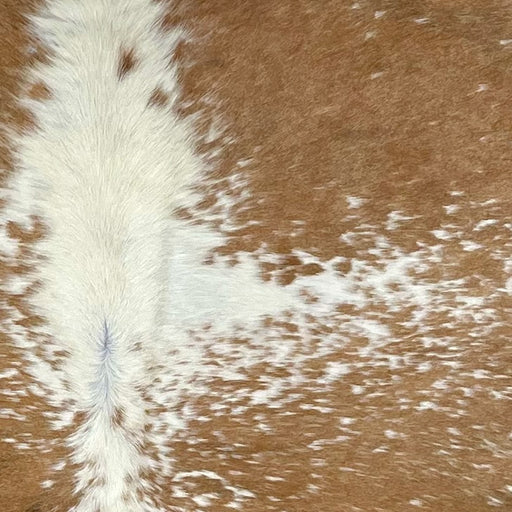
top-left (1, 1), bottom-right (511, 511)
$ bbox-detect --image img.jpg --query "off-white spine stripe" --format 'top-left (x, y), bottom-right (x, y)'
top-left (10, 1), bottom-right (202, 510)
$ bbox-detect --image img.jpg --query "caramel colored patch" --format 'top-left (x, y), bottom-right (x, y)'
top-left (156, 1), bottom-right (512, 511)
top-left (117, 48), bottom-right (137, 79)
top-left (73, 410), bottom-right (88, 426)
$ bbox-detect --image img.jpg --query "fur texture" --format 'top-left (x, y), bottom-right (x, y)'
top-left (10, 0), bottom-right (202, 509)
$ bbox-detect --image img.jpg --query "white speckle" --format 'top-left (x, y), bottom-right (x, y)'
top-left (41, 480), bottom-right (55, 489)
top-left (414, 18), bottom-right (430, 24)
top-left (225, 486), bottom-right (255, 499)
top-left (192, 495), bottom-right (214, 507)
top-left (236, 158), bottom-right (253, 168)
top-left (487, 496), bottom-right (504, 507)
top-left (2, 276), bottom-right (32, 295)
top-left (386, 211), bottom-right (417, 230)
top-left (443, 205), bottom-right (459, 215)
top-left (307, 483), bottom-right (321, 493)
top-left (476, 83), bottom-right (489, 92)
top-left (460, 240), bottom-right (483, 251)
top-left (346, 196), bottom-right (366, 209)
top-left (52, 460), bottom-right (66, 471)
top-left (319, 362), bottom-right (351, 384)
top-left (432, 229), bottom-right (455, 240)
top-left (174, 470), bottom-right (223, 482)
top-left (340, 417), bottom-right (356, 426)
top-left (0, 409), bottom-right (26, 421)
top-left (265, 475), bottom-right (284, 482)
top-left (172, 487), bottom-right (188, 498)
top-left (0, 368), bottom-right (18, 379)
top-left (431, 379), bottom-right (449, 390)
top-left (500, 39), bottom-right (512, 45)
top-left (479, 198), bottom-right (498, 206)
top-left (256, 422), bottom-right (271, 432)
top-left (490, 390), bottom-right (508, 400)
top-left (473, 463), bottom-right (493, 470)
top-left (416, 401), bottom-right (438, 411)
top-left (351, 385), bottom-right (365, 395)
top-left (204, 119), bottom-right (226, 144)
top-left (250, 381), bottom-right (284, 406)
top-left (417, 361), bottom-right (432, 372)
top-left (300, 404), bottom-right (334, 414)
top-left (447, 427), bottom-right (461, 436)
top-left (450, 190), bottom-right (464, 196)
top-left (384, 429), bottom-right (402, 439)
top-left (351, 2), bottom-right (361, 9)
top-left (370, 72), bottom-right (384, 80)
top-left (409, 499), bottom-right (424, 507)
top-left (460, 387), bottom-right (474, 397)
top-left (472, 369), bottom-right (491, 380)
top-left (365, 31), bottom-right (377, 41)
top-left (474, 219), bottom-right (498, 231)
top-left (374, 10), bottom-right (386, 19)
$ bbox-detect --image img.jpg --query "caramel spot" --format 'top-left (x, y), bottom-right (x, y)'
top-left (73, 410), bottom-right (88, 426)
top-left (117, 48), bottom-right (137, 79)
top-left (27, 82), bottom-right (51, 101)
top-left (111, 407), bottom-right (126, 428)
top-left (148, 87), bottom-right (169, 108)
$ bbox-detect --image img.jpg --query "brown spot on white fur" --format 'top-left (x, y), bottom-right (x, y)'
top-left (111, 407), bottom-right (126, 428)
top-left (148, 87), bottom-right (169, 108)
top-left (117, 48), bottom-right (137, 79)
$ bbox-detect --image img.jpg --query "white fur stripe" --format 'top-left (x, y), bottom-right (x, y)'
top-left (10, 1), bottom-right (203, 510)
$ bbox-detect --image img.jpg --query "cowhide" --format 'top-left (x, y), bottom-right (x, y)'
top-left (1, 1), bottom-right (511, 511)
